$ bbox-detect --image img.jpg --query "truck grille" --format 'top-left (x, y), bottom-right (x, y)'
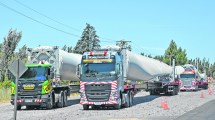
top-left (85, 84), bottom-right (111, 102)
top-left (182, 80), bottom-right (192, 86)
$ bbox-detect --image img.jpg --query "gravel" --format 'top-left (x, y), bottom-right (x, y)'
top-left (1, 85), bottom-right (215, 120)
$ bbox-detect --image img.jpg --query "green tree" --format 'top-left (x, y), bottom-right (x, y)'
top-left (62, 45), bottom-right (73, 53)
top-left (73, 23), bottom-right (100, 54)
top-left (0, 29), bottom-right (22, 81)
top-left (163, 40), bottom-right (187, 66)
top-left (18, 45), bottom-right (28, 63)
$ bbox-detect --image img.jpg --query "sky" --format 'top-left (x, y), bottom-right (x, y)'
top-left (0, 0), bottom-right (214, 63)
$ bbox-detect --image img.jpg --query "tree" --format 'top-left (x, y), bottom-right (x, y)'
top-left (163, 40), bottom-right (187, 65)
top-left (18, 45), bottom-right (28, 63)
top-left (0, 29), bottom-right (22, 81)
top-left (62, 45), bottom-right (73, 53)
top-left (73, 23), bottom-right (100, 54)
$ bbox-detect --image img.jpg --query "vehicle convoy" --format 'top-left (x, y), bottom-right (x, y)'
top-left (10, 46), bottom-right (81, 110)
top-left (77, 45), bottom-right (172, 110)
top-left (179, 64), bottom-right (201, 91)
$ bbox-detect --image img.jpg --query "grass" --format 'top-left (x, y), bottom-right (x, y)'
top-left (0, 88), bottom-right (11, 103)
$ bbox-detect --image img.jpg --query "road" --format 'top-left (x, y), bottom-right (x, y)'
top-left (0, 89), bottom-right (215, 120)
top-left (175, 99), bottom-right (215, 120)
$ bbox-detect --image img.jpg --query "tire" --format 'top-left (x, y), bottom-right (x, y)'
top-left (175, 87), bottom-right (179, 95)
top-left (129, 91), bottom-right (133, 107)
top-left (204, 84), bottom-right (208, 89)
top-left (150, 90), bottom-right (156, 95)
top-left (83, 105), bottom-right (89, 110)
top-left (17, 105), bottom-right (21, 110)
top-left (57, 92), bottom-right (63, 108)
top-left (124, 92), bottom-right (130, 108)
top-left (114, 97), bottom-right (121, 109)
top-left (47, 94), bottom-right (53, 110)
top-left (63, 91), bottom-right (68, 107)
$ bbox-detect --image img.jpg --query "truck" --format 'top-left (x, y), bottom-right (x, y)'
top-left (10, 46), bottom-right (81, 110)
top-left (198, 73), bottom-right (208, 89)
top-left (146, 65), bottom-right (184, 96)
top-left (146, 75), bottom-right (180, 96)
top-left (179, 64), bottom-right (200, 91)
top-left (77, 45), bottom-right (172, 110)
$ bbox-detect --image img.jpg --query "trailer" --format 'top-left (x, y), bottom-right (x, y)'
top-left (146, 76), bottom-right (180, 95)
top-left (10, 46), bottom-right (81, 110)
top-left (77, 45), bottom-right (172, 110)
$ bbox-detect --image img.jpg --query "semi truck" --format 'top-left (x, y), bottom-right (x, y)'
top-left (146, 75), bottom-right (180, 96)
top-left (146, 65), bottom-right (184, 95)
top-left (179, 64), bottom-right (200, 91)
top-left (10, 46), bottom-right (81, 110)
top-left (77, 45), bottom-right (172, 110)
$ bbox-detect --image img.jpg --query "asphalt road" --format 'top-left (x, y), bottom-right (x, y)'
top-left (1, 89), bottom-right (215, 120)
top-left (175, 99), bottom-right (215, 120)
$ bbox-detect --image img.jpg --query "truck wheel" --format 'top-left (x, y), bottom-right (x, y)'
top-left (204, 84), bottom-right (208, 89)
top-left (83, 105), bottom-right (89, 110)
top-left (129, 91), bottom-right (133, 107)
top-left (17, 105), bottom-right (21, 110)
top-left (175, 87), bottom-right (179, 95)
top-left (114, 98), bottom-right (121, 109)
top-left (57, 92), bottom-right (63, 108)
top-left (149, 90), bottom-right (155, 95)
top-left (47, 94), bottom-right (53, 110)
top-left (63, 91), bottom-right (68, 107)
top-left (124, 92), bottom-right (130, 108)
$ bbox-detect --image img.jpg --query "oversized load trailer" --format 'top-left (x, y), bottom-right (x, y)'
top-left (77, 45), bottom-right (173, 110)
top-left (11, 46), bottom-right (81, 110)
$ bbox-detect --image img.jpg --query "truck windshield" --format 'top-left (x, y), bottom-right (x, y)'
top-left (180, 74), bottom-right (195, 80)
top-left (20, 67), bottom-right (46, 80)
top-left (82, 63), bottom-right (115, 77)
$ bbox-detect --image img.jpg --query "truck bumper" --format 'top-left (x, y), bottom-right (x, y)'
top-left (11, 95), bottom-right (51, 107)
top-left (180, 86), bottom-right (197, 91)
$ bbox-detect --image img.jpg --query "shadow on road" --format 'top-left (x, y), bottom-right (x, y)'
top-left (67, 98), bottom-right (80, 106)
top-left (133, 95), bottom-right (160, 106)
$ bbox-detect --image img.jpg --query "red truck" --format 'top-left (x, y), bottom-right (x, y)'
top-left (179, 64), bottom-right (200, 91)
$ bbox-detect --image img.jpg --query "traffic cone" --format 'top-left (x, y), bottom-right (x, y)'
top-left (163, 101), bottom-right (169, 110)
top-left (200, 92), bottom-right (205, 98)
top-left (208, 87), bottom-right (213, 95)
top-left (161, 97), bottom-right (165, 108)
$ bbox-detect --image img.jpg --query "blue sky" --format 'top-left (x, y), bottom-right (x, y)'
top-left (0, 0), bottom-right (214, 63)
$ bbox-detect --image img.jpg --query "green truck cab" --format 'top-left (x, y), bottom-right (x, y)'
top-left (11, 63), bottom-right (70, 110)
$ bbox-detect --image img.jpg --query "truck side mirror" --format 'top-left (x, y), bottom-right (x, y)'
top-left (76, 64), bottom-right (81, 78)
top-left (47, 68), bottom-right (51, 75)
top-left (47, 68), bottom-right (54, 79)
top-left (116, 63), bottom-right (120, 75)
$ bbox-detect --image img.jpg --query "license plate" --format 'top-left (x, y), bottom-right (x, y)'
top-left (24, 86), bottom-right (34, 90)
top-left (25, 99), bottom-right (32, 102)
top-left (94, 102), bottom-right (101, 105)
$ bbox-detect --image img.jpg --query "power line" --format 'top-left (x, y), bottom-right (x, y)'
top-left (0, 1), bottom-right (122, 44)
top-left (13, 0), bottom-right (82, 32)
top-left (131, 42), bottom-right (163, 56)
top-left (0, 1), bottom-right (80, 37)
top-left (13, 0), bottom-right (119, 43)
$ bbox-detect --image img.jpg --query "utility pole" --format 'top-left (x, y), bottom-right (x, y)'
top-left (172, 58), bottom-right (175, 82)
top-left (116, 40), bottom-right (131, 82)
